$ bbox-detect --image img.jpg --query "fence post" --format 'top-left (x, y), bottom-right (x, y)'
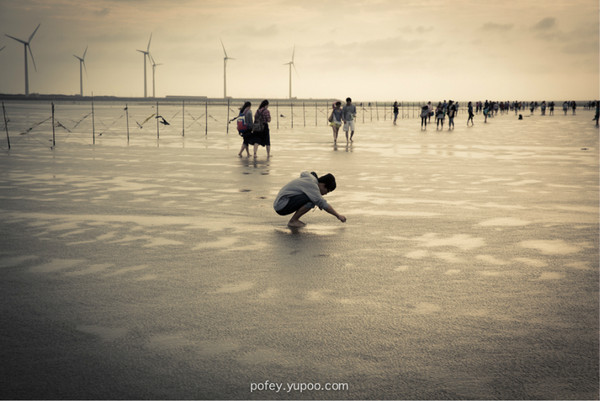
top-left (182, 100), bottom-right (185, 137)
top-left (156, 101), bottom-right (160, 140)
top-left (51, 102), bottom-right (56, 148)
top-left (91, 95), bottom-right (96, 145)
top-left (205, 100), bottom-right (208, 137)
top-left (303, 102), bottom-right (306, 127)
top-left (226, 98), bottom-right (230, 135)
top-left (2, 102), bottom-right (10, 150)
top-left (125, 104), bottom-right (130, 144)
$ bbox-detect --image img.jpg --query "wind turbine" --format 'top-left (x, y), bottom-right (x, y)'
top-left (220, 39), bottom-right (234, 98)
top-left (149, 54), bottom-right (162, 98)
top-left (283, 46), bottom-right (297, 99)
top-left (137, 33), bottom-right (152, 98)
top-left (5, 24), bottom-right (40, 96)
top-left (73, 46), bottom-right (88, 96)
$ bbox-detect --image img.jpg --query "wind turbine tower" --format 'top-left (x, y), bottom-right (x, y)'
top-left (150, 54), bottom-right (162, 98)
top-left (73, 46), bottom-right (88, 96)
top-left (284, 46), bottom-right (297, 99)
top-left (5, 24), bottom-right (40, 96)
top-left (137, 33), bottom-right (152, 98)
top-left (220, 40), bottom-right (235, 98)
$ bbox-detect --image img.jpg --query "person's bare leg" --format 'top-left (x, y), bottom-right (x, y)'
top-left (288, 204), bottom-right (311, 227)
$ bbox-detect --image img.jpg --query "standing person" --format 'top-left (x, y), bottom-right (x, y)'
top-left (549, 101), bottom-right (555, 115)
top-left (236, 101), bottom-right (253, 157)
top-left (435, 102), bottom-right (445, 130)
top-left (251, 99), bottom-right (272, 158)
top-left (342, 97), bottom-right (357, 142)
top-left (420, 104), bottom-right (429, 130)
top-left (328, 101), bottom-right (343, 143)
top-left (427, 101), bottom-right (433, 124)
top-left (447, 100), bottom-right (457, 130)
top-left (483, 100), bottom-right (490, 123)
top-left (563, 101), bottom-right (569, 115)
top-left (571, 101), bottom-right (577, 115)
top-left (593, 100), bottom-right (599, 127)
top-left (273, 171), bottom-right (346, 228)
top-left (393, 101), bottom-right (399, 125)
top-left (467, 101), bottom-right (474, 126)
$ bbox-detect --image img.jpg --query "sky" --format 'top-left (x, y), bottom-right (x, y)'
top-left (0, 0), bottom-right (598, 101)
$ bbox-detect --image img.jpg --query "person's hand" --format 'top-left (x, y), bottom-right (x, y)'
top-left (338, 215), bottom-right (346, 223)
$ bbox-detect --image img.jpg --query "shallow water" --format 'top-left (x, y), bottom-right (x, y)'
top-left (0, 102), bottom-right (598, 399)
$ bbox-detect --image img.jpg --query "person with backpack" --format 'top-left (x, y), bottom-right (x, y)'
top-left (250, 99), bottom-right (272, 158)
top-left (435, 102), bottom-right (445, 130)
top-left (273, 171), bottom-right (346, 228)
top-left (447, 100), bottom-right (457, 130)
top-left (237, 101), bottom-right (254, 157)
top-left (420, 104), bottom-right (429, 130)
top-left (328, 101), bottom-right (343, 142)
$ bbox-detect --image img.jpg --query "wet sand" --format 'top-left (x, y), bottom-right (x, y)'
top-left (0, 106), bottom-right (598, 399)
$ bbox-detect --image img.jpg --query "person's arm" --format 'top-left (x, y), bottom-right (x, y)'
top-left (324, 204), bottom-right (346, 223)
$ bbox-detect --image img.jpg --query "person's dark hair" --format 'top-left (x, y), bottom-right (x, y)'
top-left (335, 101), bottom-right (341, 107)
top-left (346, 97), bottom-right (352, 102)
top-left (240, 101), bottom-right (251, 111)
top-left (259, 99), bottom-right (269, 109)
top-left (318, 173), bottom-right (336, 192)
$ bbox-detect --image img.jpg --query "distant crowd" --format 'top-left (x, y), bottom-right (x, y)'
top-left (410, 99), bottom-right (600, 129)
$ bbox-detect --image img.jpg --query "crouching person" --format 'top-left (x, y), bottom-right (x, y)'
top-left (274, 171), bottom-right (346, 228)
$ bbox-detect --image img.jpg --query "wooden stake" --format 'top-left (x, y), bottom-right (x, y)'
top-left (51, 102), bottom-right (56, 148)
top-left (2, 102), bottom-right (10, 150)
top-left (156, 101), bottom-right (160, 140)
top-left (91, 94), bottom-right (95, 145)
top-left (125, 104), bottom-right (130, 144)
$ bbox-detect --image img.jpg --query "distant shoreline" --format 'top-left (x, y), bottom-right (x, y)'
top-left (0, 93), bottom-right (595, 105)
top-left (0, 93), bottom-right (340, 105)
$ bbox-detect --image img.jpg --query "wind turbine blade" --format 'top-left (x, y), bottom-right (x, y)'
top-left (149, 53), bottom-right (156, 66)
top-left (293, 62), bottom-right (299, 77)
top-left (83, 45), bottom-right (88, 60)
top-left (137, 49), bottom-right (146, 54)
top-left (5, 34), bottom-right (27, 45)
top-left (291, 45), bottom-right (295, 63)
top-left (28, 44), bottom-right (37, 72)
top-left (147, 33), bottom-right (152, 52)
top-left (0, 46), bottom-right (4, 52)
top-left (83, 60), bottom-right (87, 76)
top-left (29, 24), bottom-right (41, 43)
top-left (220, 39), bottom-right (228, 58)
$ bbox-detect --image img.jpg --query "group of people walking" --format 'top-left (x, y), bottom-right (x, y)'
top-left (236, 100), bottom-right (272, 158)
top-left (418, 100), bottom-right (462, 130)
top-left (328, 97), bottom-right (357, 143)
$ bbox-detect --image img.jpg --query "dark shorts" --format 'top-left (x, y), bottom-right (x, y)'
top-left (275, 193), bottom-right (313, 216)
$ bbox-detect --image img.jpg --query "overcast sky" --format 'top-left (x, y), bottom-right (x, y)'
top-left (0, 0), bottom-right (598, 101)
